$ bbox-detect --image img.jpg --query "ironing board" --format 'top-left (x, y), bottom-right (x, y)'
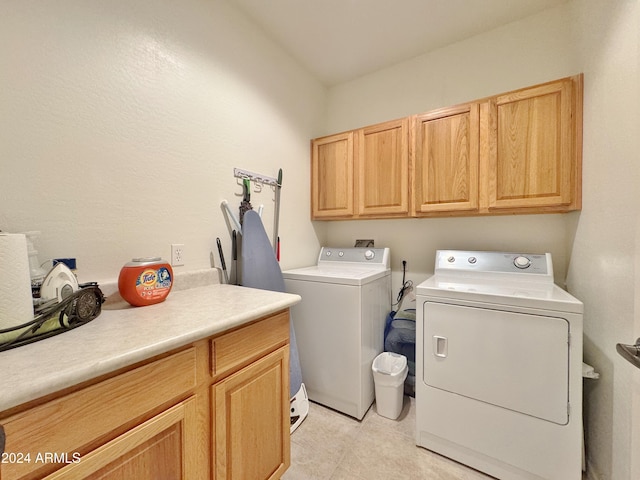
top-left (240, 210), bottom-right (308, 432)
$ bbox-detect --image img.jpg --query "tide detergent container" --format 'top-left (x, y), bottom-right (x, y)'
top-left (118, 257), bottom-right (173, 307)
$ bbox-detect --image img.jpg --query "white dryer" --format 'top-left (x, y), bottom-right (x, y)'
top-left (416, 250), bottom-right (583, 480)
top-left (283, 247), bottom-right (391, 420)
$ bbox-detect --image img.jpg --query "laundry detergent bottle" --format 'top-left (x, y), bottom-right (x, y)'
top-left (118, 257), bottom-right (173, 307)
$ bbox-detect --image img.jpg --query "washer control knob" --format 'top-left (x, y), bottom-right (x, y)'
top-left (468, 257), bottom-right (477, 264)
top-left (364, 250), bottom-right (375, 260)
top-left (325, 250), bottom-right (332, 256)
top-left (338, 251), bottom-right (344, 257)
top-left (514, 256), bottom-right (531, 269)
top-left (447, 256), bottom-right (455, 263)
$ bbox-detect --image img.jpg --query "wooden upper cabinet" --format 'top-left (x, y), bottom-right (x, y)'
top-left (413, 103), bottom-right (479, 214)
top-left (310, 74), bottom-right (582, 220)
top-left (482, 75), bottom-right (582, 212)
top-left (357, 118), bottom-right (409, 216)
top-left (311, 131), bottom-right (354, 219)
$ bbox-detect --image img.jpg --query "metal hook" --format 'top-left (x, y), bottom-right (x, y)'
top-left (221, 200), bottom-right (242, 232)
top-left (617, 338), bottom-right (640, 370)
top-left (235, 175), bottom-right (249, 196)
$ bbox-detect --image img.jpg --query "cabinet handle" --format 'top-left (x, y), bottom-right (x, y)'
top-left (0, 425), bottom-right (5, 455)
top-left (616, 338), bottom-right (640, 369)
top-left (433, 336), bottom-right (448, 358)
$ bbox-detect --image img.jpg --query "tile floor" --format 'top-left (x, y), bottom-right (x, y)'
top-left (282, 396), bottom-right (494, 480)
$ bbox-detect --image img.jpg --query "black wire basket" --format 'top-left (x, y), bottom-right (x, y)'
top-left (0, 283), bottom-right (105, 352)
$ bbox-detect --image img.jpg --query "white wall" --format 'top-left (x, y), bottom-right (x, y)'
top-left (565, 1), bottom-right (640, 479)
top-left (0, 0), bottom-right (326, 285)
top-left (324, 1), bottom-right (639, 479)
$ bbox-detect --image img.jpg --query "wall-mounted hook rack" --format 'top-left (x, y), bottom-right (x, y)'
top-left (234, 168), bottom-right (279, 187)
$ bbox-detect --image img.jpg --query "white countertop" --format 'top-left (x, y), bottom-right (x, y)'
top-left (0, 283), bottom-right (301, 412)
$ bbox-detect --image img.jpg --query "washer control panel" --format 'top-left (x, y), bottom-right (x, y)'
top-left (436, 250), bottom-right (550, 276)
top-left (318, 247), bottom-right (390, 267)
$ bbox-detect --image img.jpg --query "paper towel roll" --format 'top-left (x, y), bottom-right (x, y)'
top-left (0, 233), bottom-right (34, 329)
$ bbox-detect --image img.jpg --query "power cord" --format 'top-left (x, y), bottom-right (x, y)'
top-left (393, 260), bottom-right (413, 308)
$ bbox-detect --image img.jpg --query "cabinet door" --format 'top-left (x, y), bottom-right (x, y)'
top-left (214, 347), bottom-right (290, 480)
top-left (413, 104), bottom-right (479, 214)
top-left (311, 132), bottom-right (354, 219)
top-left (44, 398), bottom-right (199, 480)
top-left (0, 348), bottom-right (197, 480)
top-left (484, 76), bottom-right (581, 211)
top-left (357, 118), bottom-right (409, 216)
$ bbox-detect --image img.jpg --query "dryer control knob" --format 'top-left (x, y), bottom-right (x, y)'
top-left (514, 256), bottom-right (531, 269)
top-left (364, 250), bottom-right (375, 260)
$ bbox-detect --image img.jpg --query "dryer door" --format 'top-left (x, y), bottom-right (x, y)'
top-left (423, 301), bottom-right (570, 425)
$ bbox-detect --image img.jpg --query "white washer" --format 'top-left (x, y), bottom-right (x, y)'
top-left (416, 250), bottom-right (583, 480)
top-left (283, 247), bottom-right (391, 420)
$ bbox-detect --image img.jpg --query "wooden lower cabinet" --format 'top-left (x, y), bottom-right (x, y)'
top-left (213, 347), bottom-right (290, 480)
top-left (43, 398), bottom-right (199, 480)
top-left (0, 310), bottom-right (291, 480)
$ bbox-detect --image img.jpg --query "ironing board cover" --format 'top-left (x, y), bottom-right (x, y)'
top-left (240, 210), bottom-right (303, 398)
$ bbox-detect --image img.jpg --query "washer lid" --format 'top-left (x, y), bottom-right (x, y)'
top-left (417, 275), bottom-right (583, 313)
top-left (282, 265), bottom-right (390, 286)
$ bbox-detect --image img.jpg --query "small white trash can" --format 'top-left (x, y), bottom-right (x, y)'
top-left (372, 352), bottom-right (408, 420)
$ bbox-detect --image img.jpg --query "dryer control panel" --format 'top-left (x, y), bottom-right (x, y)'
top-left (435, 250), bottom-right (552, 278)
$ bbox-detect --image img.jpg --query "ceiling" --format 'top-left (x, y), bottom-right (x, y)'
top-left (228, 0), bottom-right (569, 86)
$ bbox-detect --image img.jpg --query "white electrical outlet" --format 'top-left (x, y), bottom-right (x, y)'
top-left (171, 244), bottom-right (185, 266)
